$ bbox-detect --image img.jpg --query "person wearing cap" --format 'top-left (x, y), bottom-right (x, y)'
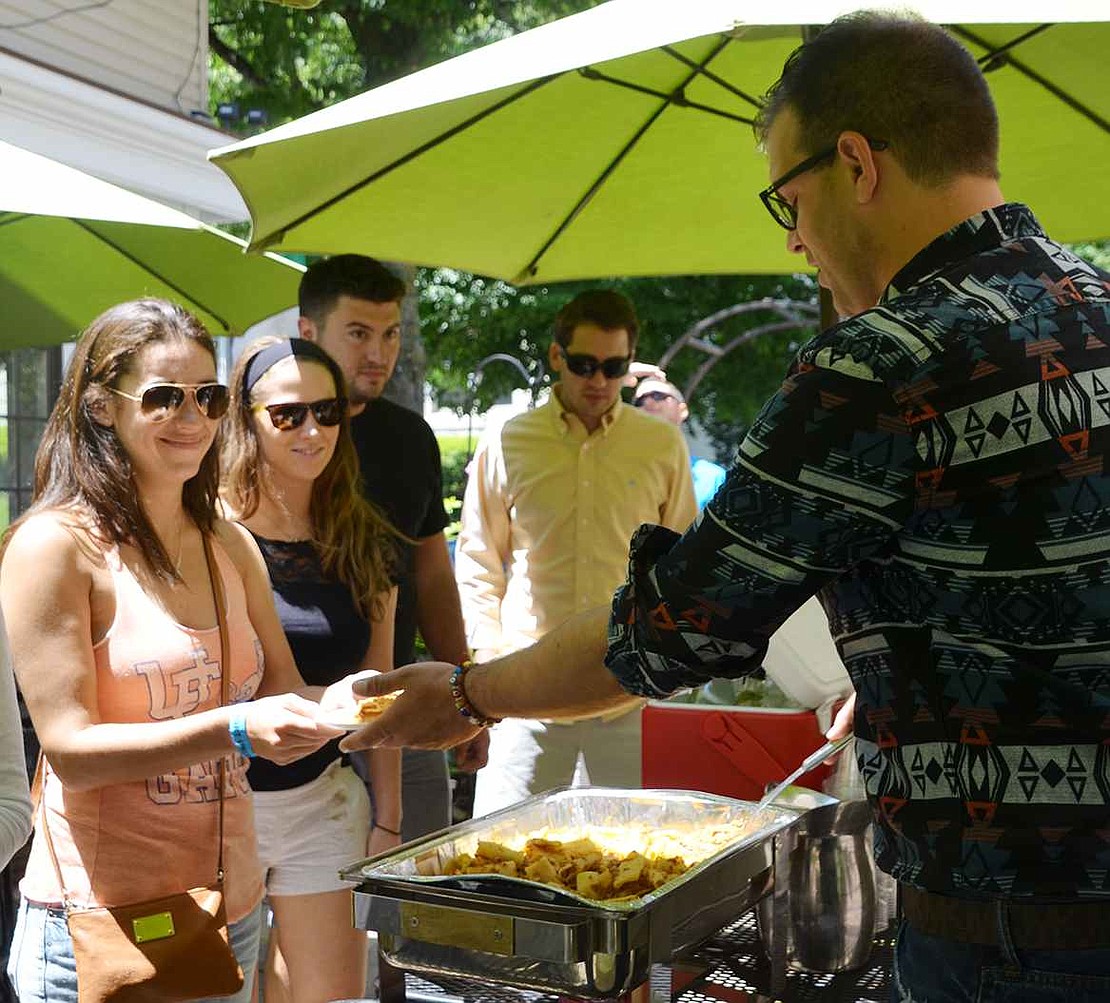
top-left (633, 377), bottom-right (727, 511)
top-left (455, 290), bottom-right (697, 816)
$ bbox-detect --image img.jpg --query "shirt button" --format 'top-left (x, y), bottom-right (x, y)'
top-left (582, 480), bottom-right (590, 487)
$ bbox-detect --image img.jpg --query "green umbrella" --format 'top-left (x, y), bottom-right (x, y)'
top-left (1, 140), bottom-right (304, 349)
top-left (210, 0), bottom-right (1110, 284)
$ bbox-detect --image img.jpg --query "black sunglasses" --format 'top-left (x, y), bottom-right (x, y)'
top-left (108, 382), bottom-right (230, 421)
top-left (635, 391), bottom-right (677, 405)
top-left (759, 138), bottom-right (889, 230)
top-left (558, 346), bottom-right (631, 380)
top-left (253, 397), bottom-right (347, 431)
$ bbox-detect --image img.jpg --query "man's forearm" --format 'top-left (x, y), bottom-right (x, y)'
top-left (465, 606), bottom-right (636, 719)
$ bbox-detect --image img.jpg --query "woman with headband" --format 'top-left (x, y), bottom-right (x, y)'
top-left (222, 337), bottom-right (402, 1003)
top-left (1, 300), bottom-right (357, 1003)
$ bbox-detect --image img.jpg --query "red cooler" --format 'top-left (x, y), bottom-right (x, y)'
top-left (641, 702), bottom-right (835, 801)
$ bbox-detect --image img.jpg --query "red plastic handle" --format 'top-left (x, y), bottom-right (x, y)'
top-left (701, 712), bottom-right (790, 784)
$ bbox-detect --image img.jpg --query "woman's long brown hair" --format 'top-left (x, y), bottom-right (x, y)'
top-left (2, 299), bottom-right (220, 579)
top-left (222, 336), bottom-right (400, 621)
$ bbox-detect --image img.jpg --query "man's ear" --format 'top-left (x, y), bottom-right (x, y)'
top-left (678, 402), bottom-right (690, 423)
top-left (297, 316), bottom-right (317, 340)
top-left (548, 341), bottom-right (563, 374)
top-left (838, 131), bottom-right (880, 205)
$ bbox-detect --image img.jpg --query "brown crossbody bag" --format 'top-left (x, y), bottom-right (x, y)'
top-left (34, 533), bottom-right (244, 1002)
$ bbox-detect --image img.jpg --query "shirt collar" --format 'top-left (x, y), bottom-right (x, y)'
top-left (551, 385), bottom-right (622, 437)
top-left (882, 203), bottom-right (1045, 302)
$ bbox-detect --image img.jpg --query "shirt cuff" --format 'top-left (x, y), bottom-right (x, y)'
top-left (604, 523), bottom-right (767, 698)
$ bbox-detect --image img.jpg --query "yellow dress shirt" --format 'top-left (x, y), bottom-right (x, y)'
top-left (455, 390), bottom-right (698, 658)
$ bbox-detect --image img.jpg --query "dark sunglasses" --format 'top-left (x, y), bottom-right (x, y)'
top-left (108, 382), bottom-right (230, 421)
top-left (558, 346), bottom-right (631, 379)
top-left (759, 138), bottom-right (889, 230)
top-left (635, 391), bottom-right (677, 405)
top-left (252, 397), bottom-right (347, 431)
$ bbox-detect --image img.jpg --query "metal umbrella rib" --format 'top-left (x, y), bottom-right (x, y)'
top-left (251, 74), bottom-right (563, 252)
top-left (953, 24), bottom-right (1110, 135)
top-left (518, 32), bottom-right (737, 283)
top-left (72, 220), bottom-right (232, 333)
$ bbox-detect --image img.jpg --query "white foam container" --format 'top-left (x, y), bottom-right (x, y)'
top-left (762, 597), bottom-right (852, 710)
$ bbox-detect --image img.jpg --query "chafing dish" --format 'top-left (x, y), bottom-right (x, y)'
top-left (340, 786), bottom-right (800, 999)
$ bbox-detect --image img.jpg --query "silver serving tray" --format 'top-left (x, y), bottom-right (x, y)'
top-left (341, 786), bottom-right (800, 998)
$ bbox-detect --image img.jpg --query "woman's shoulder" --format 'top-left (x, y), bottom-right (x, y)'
top-left (4, 508), bottom-right (103, 570)
top-left (210, 517), bottom-right (259, 567)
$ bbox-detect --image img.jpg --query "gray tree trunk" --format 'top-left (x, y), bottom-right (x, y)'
top-left (382, 262), bottom-right (425, 413)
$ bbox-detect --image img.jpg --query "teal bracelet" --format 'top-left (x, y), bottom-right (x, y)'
top-left (228, 707), bottom-right (256, 759)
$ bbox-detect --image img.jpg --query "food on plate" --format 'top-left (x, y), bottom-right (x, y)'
top-left (443, 834), bottom-right (689, 900)
top-left (355, 689), bottom-right (402, 721)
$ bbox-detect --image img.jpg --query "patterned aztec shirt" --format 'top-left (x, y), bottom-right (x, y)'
top-left (606, 204), bottom-right (1110, 900)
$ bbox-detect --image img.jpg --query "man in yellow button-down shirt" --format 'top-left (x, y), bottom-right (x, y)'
top-left (455, 290), bottom-right (698, 816)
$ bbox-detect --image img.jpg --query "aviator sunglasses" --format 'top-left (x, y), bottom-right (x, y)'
top-left (558, 346), bottom-right (631, 380)
top-left (108, 382), bottom-right (230, 421)
top-left (252, 397), bottom-right (347, 431)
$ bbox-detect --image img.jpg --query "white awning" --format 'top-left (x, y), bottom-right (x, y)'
top-left (0, 48), bottom-right (249, 223)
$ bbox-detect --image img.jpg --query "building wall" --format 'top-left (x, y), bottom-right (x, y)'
top-left (0, 0), bottom-right (207, 116)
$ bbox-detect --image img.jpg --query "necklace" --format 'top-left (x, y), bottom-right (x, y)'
top-left (169, 515), bottom-right (186, 580)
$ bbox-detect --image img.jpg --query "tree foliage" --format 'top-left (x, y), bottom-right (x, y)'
top-left (209, 0), bottom-right (597, 120)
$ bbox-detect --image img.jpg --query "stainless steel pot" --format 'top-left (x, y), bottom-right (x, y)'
top-left (758, 797), bottom-right (884, 974)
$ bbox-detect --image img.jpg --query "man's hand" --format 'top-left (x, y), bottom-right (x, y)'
top-left (339, 662), bottom-right (482, 753)
top-left (622, 361), bottom-right (667, 388)
top-left (825, 692), bottom-right (856, 742)
top-left (451, 728), bottom-right (490, 772)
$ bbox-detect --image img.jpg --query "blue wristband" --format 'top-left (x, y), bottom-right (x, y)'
top-left (228, 707), bottom-right (255, 759)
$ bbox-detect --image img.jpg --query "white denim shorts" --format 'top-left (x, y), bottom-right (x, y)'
top-left (253, 760), bottom-right (370, 897)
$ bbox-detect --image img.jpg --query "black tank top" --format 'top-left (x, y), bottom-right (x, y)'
top-left (245, 532), bottom-right (371, 792)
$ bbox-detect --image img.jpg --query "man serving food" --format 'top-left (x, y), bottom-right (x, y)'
top-left (341, 12), bottom-right (1110, 1001)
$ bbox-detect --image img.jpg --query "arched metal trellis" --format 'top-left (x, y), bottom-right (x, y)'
top-left (657, 297), bottom-right (819, 403)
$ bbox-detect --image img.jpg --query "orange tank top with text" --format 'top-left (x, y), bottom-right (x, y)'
top-left (21, 537), bottom-right (265, 922)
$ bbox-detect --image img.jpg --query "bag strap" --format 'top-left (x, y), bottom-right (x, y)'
top-left (36, 529), bottom-right (232, 904)
top-left (202, 531), bottom-right (230, 885)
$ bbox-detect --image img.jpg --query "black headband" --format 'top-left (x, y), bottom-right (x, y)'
top-left (242, 338), bottom-right (336, 395)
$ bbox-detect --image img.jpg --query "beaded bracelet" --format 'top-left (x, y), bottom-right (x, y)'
top-left (450, 661), bottom-right (501, 728)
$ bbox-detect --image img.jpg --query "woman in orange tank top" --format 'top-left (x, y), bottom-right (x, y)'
top-left (0, 300), bottom-right (364, 1003)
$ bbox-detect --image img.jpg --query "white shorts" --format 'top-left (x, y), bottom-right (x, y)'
top-left (253, 760), bottom-right (370, 897)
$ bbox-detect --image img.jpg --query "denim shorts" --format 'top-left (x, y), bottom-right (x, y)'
top-left (7, 897), bottom-right (263, 1003)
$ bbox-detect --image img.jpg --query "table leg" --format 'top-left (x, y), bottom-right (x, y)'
top-left (377, 949), bottom-right (407, 1003)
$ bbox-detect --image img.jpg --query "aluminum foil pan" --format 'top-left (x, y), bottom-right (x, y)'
top-left (342, 786), bottom-right (797, 910)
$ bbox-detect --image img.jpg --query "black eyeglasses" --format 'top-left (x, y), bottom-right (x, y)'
top-left (759, 138), bottom-right (889, 230)
top-left (252, 397), bottom-right (347, 431)
top-left (558, 346), bottom-right (631, 380)
top-left (108, 382), bottom-right (230, 421)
